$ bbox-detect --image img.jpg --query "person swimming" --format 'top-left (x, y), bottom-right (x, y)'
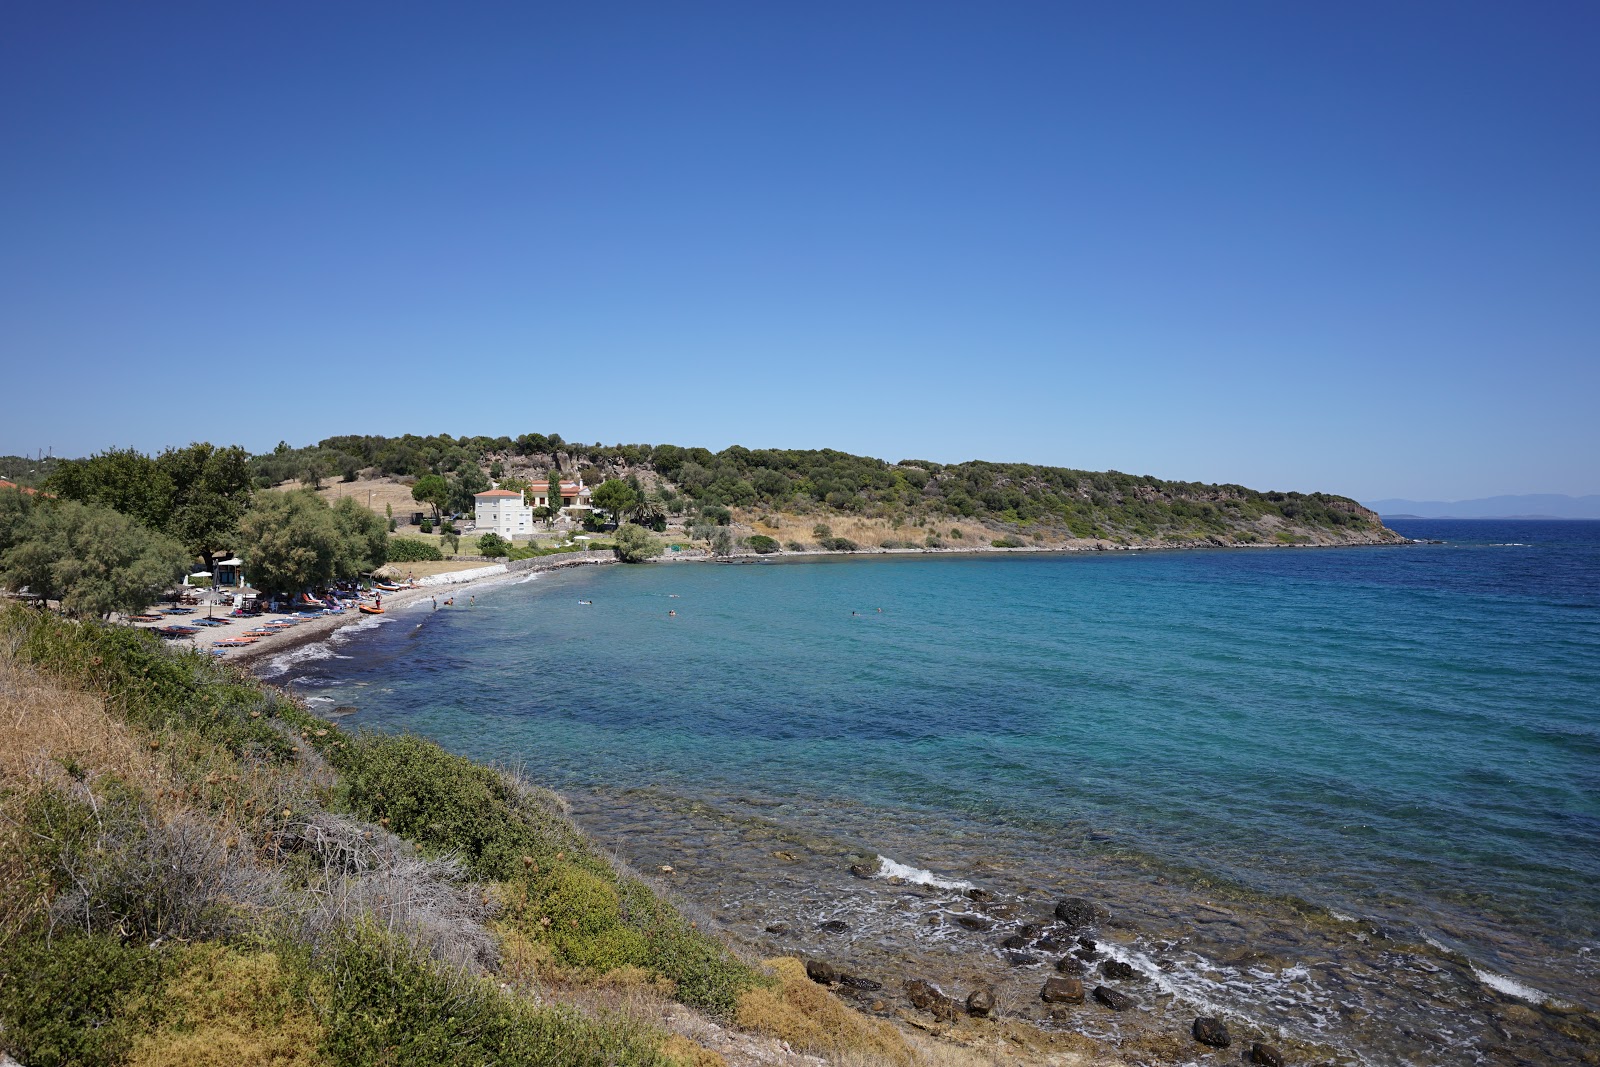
top-left (579, 599), bottom-right (592, 605)
top-left (667, 610), bottom-right (676, 616)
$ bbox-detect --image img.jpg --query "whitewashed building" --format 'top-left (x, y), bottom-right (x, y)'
top-left (473, 488), bottom-right (533, 539)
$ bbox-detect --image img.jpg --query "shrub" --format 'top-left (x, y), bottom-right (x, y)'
top-left (477, 533), bottom-right (511, 557)
top-left (612, 524), bottom-right (663, 563)
top-left (811, 523), bottom-right (831, 540)
top-left (0, 927), bottom-right (172, 1067)
top-left (746, 534), bottom-right (779, 554)
top-left (950, 528), bottom-right (963, 538)
top-left (817, 537), bottom-right (857, 552)
top-left (784, 541), bottom-right (807, 552)
top-left (419, 518), bottom-right (433, 534)
top-left (388, 537), bottom-right (443, 563)
top-left (991, 535), bottom-right (1026, 548)
top-left (924, 535), bottom-right (944, 549)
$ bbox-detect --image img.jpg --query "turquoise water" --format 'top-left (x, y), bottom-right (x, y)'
top-left (279, 520), bottom-right (1600, 1062)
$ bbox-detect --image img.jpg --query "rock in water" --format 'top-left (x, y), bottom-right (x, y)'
top-left (1093, 985), bottom-right (1137, 1011)
top-left (1054, 897), bottom-right (1099, 929)
top-left (817, 919), bottom-right (849, 933)
top-left (1251, 1042), bottom-right (1286, 1066)
top-left (954, 914), bottom-right (993, 931)
top-left (966, 887), bottom-right (992, 902)
top-left (805, 959), bottom-right (837, 985)
top-left (1055, 955), bottom-right (1087, 975)
top-left (1101, 959), bottom-right (1139, 981)
top-left (1001, 933), bottom-right (1031, 949)
top-left (848, 863), bottom-right (876, 879)
top-left (966, 987), bottom-right (996, 1017)
top-left (1193, 1017), bottom-right (1232, 1048)
top-left (1041, 977), bottom-right (1085, 1004)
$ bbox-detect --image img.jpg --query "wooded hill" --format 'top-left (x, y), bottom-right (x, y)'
top-left (249, 433), bottom-right (1400, 546)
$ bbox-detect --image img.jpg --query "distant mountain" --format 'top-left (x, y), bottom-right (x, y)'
top-left (1366, 494), bottom-right (1600, 519)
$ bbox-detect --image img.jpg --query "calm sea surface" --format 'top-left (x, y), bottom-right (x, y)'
top-left (276, 520), bottom-right (1600, 1064)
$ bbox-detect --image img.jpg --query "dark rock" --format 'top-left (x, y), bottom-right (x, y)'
top-left (1077, 937), bottom-right (1097, 950)
top-left (817, 919), bottom-right (849, 933)
top-left (905, 978), bottom-right (959, 1021)
top-left (840, 974), bottom-right (882, 991)
top-left (1055, 956), bottom-right (1087, 975)
top-left (1041, 977), bottom-right (1085, 1004)
top-left (1101, 959), bottom-right (1139, 981)
top-left (966, 987), bottom-right (996, 1018)
top-left (1004, 952), bottom-right (1040, 966)
top-left (1251, 1041), bottom-right (1286, 1066)
top-left (965, 888), bottom-right (992, 903)
top-left (1093, 985), bottom-right (1137, 1011)
top-left (1035, 936), bottom-right (1064, 952)
top-left (1054, 897), bottom-right (1100, 930)
top-left (954, 914), bottom-right (993, 932)
top-left (986, 902), bottom-right (1020, 919)
top-left (1192, 1016), bottom-right (1231, 1048)
top-left (1001, 934), bottom-right (1031, 949)
top-left (805, 959), bottom-right (837, 984)
top-left (849, 863), bottom-right (876, 879)
top-left (764, 922), bottom-right (791, 935)
top-left (1072, 947), bottom-right (1102, 962)
top-left (1017, 923), bottom-right (1042, 939)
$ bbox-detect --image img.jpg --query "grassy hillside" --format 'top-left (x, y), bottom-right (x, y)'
top-left (248, 433), bottom-right (1400, 547)
top-left (0, 606), bottom-right (928, 1067)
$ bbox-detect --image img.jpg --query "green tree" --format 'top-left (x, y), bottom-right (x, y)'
top-left (611, 523), bottom-right (662, 563)
top-left (709, 528), bottom-right (734, 557)
top-left (45, 447), bottom-right (175, 531)
top-left (590, 479), bottom-right (638, 526)
top-left (236, 491), bottom-right (343, 594)
top-left (411, 475), bottom-right (449, 523)
top-left (332, 496), bottom-right (389, 578)
top-left (0, 499), bottom-right (187, 617)
top-left (448, 464), bottom-right (491, 515)
top-left (476, 532), bottom-right (510, 557)
top-left (746, 534), bottom-right (779, 554)
top-left (155, 442), bottom-right (255, 572)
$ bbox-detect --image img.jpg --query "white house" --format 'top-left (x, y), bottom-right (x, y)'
top-left (528, 477), bottom-right (593, 515)
top-left (473, 488), bottom-right (534, 539)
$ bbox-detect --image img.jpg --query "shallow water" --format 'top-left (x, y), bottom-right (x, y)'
top-left (281, 521), bottom-right (1600, 1063)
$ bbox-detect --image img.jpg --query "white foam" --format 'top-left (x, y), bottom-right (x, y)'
top-left (873, 856), bottom-right (974, 891)
top-left (257, 641), bottom-right (336, 678)
top-left (1471, 964), bottom-right (1551, 1004)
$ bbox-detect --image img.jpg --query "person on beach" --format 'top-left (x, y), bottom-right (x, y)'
top-left (432, 597), bottom-right (437, 610)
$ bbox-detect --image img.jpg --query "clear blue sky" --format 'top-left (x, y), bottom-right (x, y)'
top-left (3, 2), bottom-right (1596, 503)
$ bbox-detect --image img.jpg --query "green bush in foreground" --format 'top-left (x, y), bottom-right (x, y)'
top-left (613, 523), bottom-right (663, 563)
top-left (746, 534), bottom-right (779, 554)
top-left (331, 731), bottom-right (765, 1014)
top-left (317, 923), bottom-right (667, 1067)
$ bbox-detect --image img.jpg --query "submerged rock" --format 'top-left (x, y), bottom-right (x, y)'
top-left (965, 887), bottom-right (993, 902)
top-left (1251, 1041), bottom-right (1286, 1066)
top-left (1041, 976), bottom-right (1085, 1004)
top-left (1101, 959), bottom-right (1139, 981)
top-left (840, 974), bottom-right (882, 991)
top-left (816, 919), bottom-right (849, 933)
top-left (1001, 934), bottom-right (1031, 949)
top-left (1055, 955), bottom-right (1087, 976)
top-left (1093, 985), bottom-right (1137, 1011)
top-left (849, 863), bottom-right (876, 879)
top-left (966, 987), bottom-right (996, 1017)
top-left (1004, 951), bottom-right (1040, 966)
top-left (954, 914), bottom-right (994, 931)
top-left (1035, 936), bottom-right (1065, 951)
top-left (1055, 897), bottom-right (1100, 930)
top-left (1193, 1016), bottom-right (1231, 1048)
top-left (764, 922), bottom-right (791, 935)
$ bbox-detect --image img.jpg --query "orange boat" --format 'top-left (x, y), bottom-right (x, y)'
top-left (359, 605), bottom-right (384, 615)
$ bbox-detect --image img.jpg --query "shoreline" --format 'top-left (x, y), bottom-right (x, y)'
top-left (232, 533), bottom-right (1413, 671)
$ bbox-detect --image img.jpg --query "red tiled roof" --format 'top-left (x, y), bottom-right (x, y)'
top-left (475, 489), bottom-right (523, 498)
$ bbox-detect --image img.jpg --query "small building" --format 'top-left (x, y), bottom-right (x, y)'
top-left (528, 477), bottom-right (593, 514)
top-left (474, 488), bottom-right (534, 538)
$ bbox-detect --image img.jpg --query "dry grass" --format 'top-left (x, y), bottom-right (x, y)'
top-left (739, 512), bottom-right (1008, 550)
top-left (126, 944), bottom-right (326, 1067)
top-left (303, 476), bottom-right (419, 519)
top-left (734, 957), bottom-right (914, 1066)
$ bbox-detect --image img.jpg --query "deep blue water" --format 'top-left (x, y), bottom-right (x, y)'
top-left (280, 520), bottom-right (1600, 1057)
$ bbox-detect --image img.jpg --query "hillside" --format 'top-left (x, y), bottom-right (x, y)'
top-left (254, 433), bottom-right (1404, 549)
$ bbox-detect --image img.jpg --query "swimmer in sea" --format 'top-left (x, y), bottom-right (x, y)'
top-left (668, 610), bottom-right (676, 617)
top-left (579, 599), bottom-right (592, 605)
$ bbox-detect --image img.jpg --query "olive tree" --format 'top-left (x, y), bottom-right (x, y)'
top-left (0, 498), bottom-right (187, 617)
top-left (611, 523), bottom-right (662, 563)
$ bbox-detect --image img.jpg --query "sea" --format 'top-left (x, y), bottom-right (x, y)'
top-left (272, 519), bottom-right (1600, 1064)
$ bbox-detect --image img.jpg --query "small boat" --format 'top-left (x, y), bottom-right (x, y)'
top-left (359, 605), bottom-right (384, 615)
top-left (374, 583), bottom-right (403, 592)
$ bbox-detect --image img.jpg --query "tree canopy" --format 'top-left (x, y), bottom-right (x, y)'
top-left (0, 494), bottom-right (188, 617)
top-left (236, 490), bottom-right (388, 594)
